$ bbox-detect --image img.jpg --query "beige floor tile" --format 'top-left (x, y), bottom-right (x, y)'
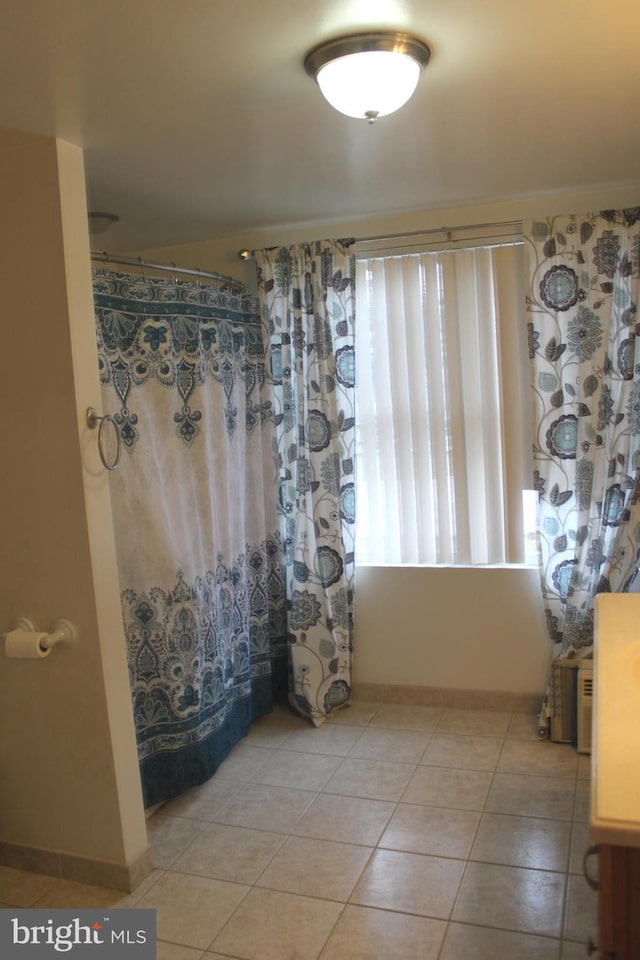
top-left (569, 821), bottom-right (598, 878)
top-left (577, 754), bottom-right (591, 780)
top-left (329, 701), bottom-right (379, 725)
top-left (440, 922), bottom-right (561, 959)
top-left (147, 814), bottom-right (206, 868)
top-left (256, 835), bottom-right (372, 901)
top-left (121, 869), bottom-right (165, 906)
top-left (2, 703), bottom-right (591, 959)
top-left (136, 871), bottom-right (248, 950)
top-left (561, 940), bottom-right (589, 959)
top-left (0, 865), bottom-right (58, 907)
top-left (213, 782), bottom-right (317, 833)
top-left (498, 740), bottom-right (578, 779)
top-left (31, 878), bottom-right (132, 909)
top-left (436, 709), bottom-right (512, 737)
top-left (573, 780), bottom-right (590, 822)
top-left (241, 724), bottom-right (298, 748)
top-left (292, 793), bottom-right (396, 845)
top-left (160, 778), bottom-right (242, 822)
top-left (322, 757), bottom-right (415, 801)
top-left (380, 803), bottom-right (481, 859)
top-left (242, 710), bottom-right (304, 747)
top-left (250, 750), bottom-right (341, 791)
top-left (507, 714), bottom-right (543, 742)
top-left (319, 904), bottom-right (447, 960)
top-left (280, 723), bottom-right (364, 756)
top-left (171, 822), bottom-right (284, 883)
top-left (452, 861), bottom-right (566, 938)
top-left (369, 704), bottom-right (443, 731)
top-left (350, 848), bottom-right (464, 919)
top-left (402, 766), bottom-right (492, 810)
top-left (211, 887), bottom-right (342, 960)
top-left (157, 943), bottom-right (205, 960)
top-left (486, 774), bottom-right (576, 820)
top-left (563, 873), bottom-right (598, 944)
top-left (470, 813), bottom-right (571, 871)
top-left (214, 745), bottom-right (274, 781)
top-left (421, 734), bottom-right (503, 771)
top-left (347, 726), bottom-right (431, 764)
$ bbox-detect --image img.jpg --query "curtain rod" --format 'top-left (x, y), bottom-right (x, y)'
top-left (91, 251), bottom-right (245, 293)
top-left (355, 218), bottom-right (522, 244)
top-left (237, 219), bottom-right (522, 259)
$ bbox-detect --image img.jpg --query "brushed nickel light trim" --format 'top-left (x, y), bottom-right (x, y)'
top-left (304, 32), bottom-right (431, 79)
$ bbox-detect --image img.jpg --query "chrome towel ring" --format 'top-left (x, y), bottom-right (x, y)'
top-left (86, 407), bottom-right (121, 471)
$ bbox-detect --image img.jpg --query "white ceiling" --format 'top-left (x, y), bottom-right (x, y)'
top-left (1, 0), bottom-right (639, 251)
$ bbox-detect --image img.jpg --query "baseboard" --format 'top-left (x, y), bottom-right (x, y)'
top-left (0, 840), bottom-right (154, 893)
top-left (352, 682), bottom-right (541, 714)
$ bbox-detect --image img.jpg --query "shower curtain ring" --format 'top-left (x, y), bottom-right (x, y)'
top-left (86, 407), bottom-right (121, 471)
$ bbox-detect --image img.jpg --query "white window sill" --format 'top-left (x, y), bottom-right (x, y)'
top-left (355, 562), bottom-right (537, 570)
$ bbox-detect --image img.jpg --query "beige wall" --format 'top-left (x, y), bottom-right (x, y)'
top-left (0, 130), bottom-right (147, 867)
top-left (134, 183), bottom-right (640, 295)
top-left (132, 182), bottom-right (640, 698)
top-left (354, 566), bottom-right (549, 694)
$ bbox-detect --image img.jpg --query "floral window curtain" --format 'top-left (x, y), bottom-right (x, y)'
top-left (93, 270), bottom-right (287, 807)
top-left (525, 210), bottom-right (640, 729)
top-left (255, 241), bottom-right (356, 725)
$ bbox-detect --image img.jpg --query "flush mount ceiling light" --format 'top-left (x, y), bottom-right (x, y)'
top-left (304, 31), bottom-right (431, 123)
top-left (88, 211), bottom-right (120, 235)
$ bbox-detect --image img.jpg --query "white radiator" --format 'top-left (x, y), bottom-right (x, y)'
top-left (549, 657), bottom-right (592, 753)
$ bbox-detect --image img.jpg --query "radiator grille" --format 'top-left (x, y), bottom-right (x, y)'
top-left (550, 658), bottom-right (592, 754)
top-left (550, 659), bottom-right (578, 744)
top-left (577, 664), bottom-right (593, 755)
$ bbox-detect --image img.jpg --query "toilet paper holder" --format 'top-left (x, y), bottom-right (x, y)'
top-left (1, 617), bottom-right (77, 653)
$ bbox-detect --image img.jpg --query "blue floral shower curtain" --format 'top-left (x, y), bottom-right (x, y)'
top-left (93, 270), bottom-right (287, 807)
top-left (525, 210), bottom-right (640, 730)
top-left (255, 241), bottom-right (356, 725)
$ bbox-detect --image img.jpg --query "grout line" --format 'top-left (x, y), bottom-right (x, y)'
top-left (443, 717), bottom-right (511, 933)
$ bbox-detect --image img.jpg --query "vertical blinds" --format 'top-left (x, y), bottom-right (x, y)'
top-left (355, 240), bottom-right (531, 564)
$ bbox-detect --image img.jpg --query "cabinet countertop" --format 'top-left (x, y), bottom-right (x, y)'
top-left (591, 593), bottom-right (640, 848)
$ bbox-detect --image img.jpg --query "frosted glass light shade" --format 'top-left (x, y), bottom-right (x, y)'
top-left (317, 51), bottom-right (421, 119)
top-left (305, 33), bottom-right (431, 122)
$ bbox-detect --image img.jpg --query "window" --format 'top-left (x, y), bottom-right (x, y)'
top-left (355, 228), bottom-right (535, 565)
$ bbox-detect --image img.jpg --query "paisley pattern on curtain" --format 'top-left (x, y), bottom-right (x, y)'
top-left (255, 241), bottom-right (356, 725)
top-left (94, 271), bottom-right (287, 807)
top-left (525, 210), bottom-right (640, 727)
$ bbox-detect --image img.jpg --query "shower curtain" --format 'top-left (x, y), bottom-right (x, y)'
top-left (93, 269), bottom-right (287, 807)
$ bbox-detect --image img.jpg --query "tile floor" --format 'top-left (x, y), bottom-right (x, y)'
top-left (0, 702), bottom-right (597, 959)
